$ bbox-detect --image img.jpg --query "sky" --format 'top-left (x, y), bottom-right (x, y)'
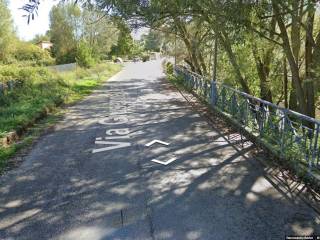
top-left (8, 0), bottom-right (148, 41)
top-left (9, 0), bottom-right (57, 41)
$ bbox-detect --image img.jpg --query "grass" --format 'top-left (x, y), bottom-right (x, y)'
top-left (0, 113), bottom-right (64, 172)
top-left (0, 62), bottom-right (122, 172)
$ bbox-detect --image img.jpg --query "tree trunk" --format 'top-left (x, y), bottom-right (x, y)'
top-left (174, 18), bottom-right (204, 75)
top-left (283, 57), bottom-right (288, 108)
top-left (219, 30), bottom-right (251, 94)
top-left (252, 44), bottom-right (273, 102)
top-left (289, 0), bottom-right (303, 113)
top-left (289, 88), bottom-right (298, 111)
top-left (184, 58), bottom-right (196, 72)
top-left (305, 1), bottom-right (316, 118)
top-left (272, 0), bottom-right (307, 115)
top-left (197, 48), bottom-right (208, 76)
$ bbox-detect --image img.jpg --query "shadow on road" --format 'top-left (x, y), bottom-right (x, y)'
top-left (0, 62), bottom-right (319, 240)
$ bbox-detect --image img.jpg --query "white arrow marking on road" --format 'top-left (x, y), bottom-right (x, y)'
top-left (145, 139), bottom-right (170, 147)
top-left (151, 157), bottom-right (177, 165)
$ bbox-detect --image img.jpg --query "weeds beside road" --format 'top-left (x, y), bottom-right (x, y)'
top-left (0, 63), bottom-right (122, 172)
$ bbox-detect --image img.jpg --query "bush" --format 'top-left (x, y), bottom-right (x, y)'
top-left (13, 42), bottom-right (55, 66)
top-left (76, 41), bottom-right (95, 68)
top-left (55, 48), bottom-right (77, 65)
top-left (165, 62), bottom-right (174, 75)
top-left (0, 65), bottom-right (52, 85)
top-left (0, 62), bottom-right (122, 170)
top-left (142, 54), bottom-right (150, 62)
top-left (0, 65), bottom-right (20, 83)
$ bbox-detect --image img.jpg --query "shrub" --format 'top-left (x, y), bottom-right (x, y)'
top-left (55, 49), bottom-right (77, 65)
top-left (166, 62), bottom-right (174, 75)
top-left (142, 54), bottom-right (150, 62)
top-left (13, 42), bottom-right (55, 66)
top-left (76, 41), bottom-right (95, 68)
top-left (0, 65), bottom-right (53, 87)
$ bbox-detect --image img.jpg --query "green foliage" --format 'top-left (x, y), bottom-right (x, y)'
top-left (142, 30), bottom-right (162, 52)
top-left (82, 9), bottom-right (119, 60)
top-left (49, 2), bottom-right (80, 64)
top-left (164, 62), bottom-right (183, 86)
top-left (0, 63), bottom-right (121, 136)
top-left (0, 66), bottom-right (43, 86)
top-left (13, 42), bottom-right (55, 66)
top-left (0, 1), bottom-right (54, 66)
top-left (0, 62), bottom-right (121, 171)
top-left (0, 0), bottom-right (16, 63)
top-left (110, 24), bottom-right (134, 57)
top-left (76, 41), bottom-right (95, 68)
top-left (131, 41), bottom-right (144, 58)
top-left (141, 54), bottom-right (150, 62)
top-left (49, 3), bottom-right (121, 63)
top-left (0, 144), bottom-right (18, 171)
top-left (95, 0), bottom-right (320, 117)
top-left (165, 62), bottom-right (174, 75)
top-left (31, 33), bottom-right (51, 44)
top-left (0, 66), bottom-right (61, 132)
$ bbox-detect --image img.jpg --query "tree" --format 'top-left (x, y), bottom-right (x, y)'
top-left (0, 0), bottom-right (16, 62)
top-left (49, 2), bottom-right (81, 63)
top-left (49, 2), bottom-right (121, 62)
top-left (21, 0), bottom-right (320, 118)
top-left (76, 40), bottom-right (95, 68)
top-left (110, 23), bottom-right (134, 57)
top-left (265, 0), bottom-right (319, 117)
top-left (142, 30), bottom-right (162, 52)
top-left (82, 9), bottom-right (119, 59)
top-left (31, 32), bottom-right (51, 44)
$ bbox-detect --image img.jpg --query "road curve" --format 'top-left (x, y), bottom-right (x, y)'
top-left (0, 60), bottom-right (319, 240)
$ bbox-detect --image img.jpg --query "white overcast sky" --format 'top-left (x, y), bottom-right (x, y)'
top-left (8, 0), bottom-right (147, 41)
top-left (9, 0), bottom-right (57, 41)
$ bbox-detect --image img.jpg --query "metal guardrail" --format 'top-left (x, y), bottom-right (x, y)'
top-left (175, 65), bottom-right (320, 176)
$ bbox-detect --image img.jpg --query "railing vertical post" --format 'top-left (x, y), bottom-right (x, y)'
top-left (204, 80), bottom-right (208, 99)
top-left (174, 65), bottom-right (320, 174)
top-left (210, 80), bottom-right (217, 106)
top-left (280, 111), bottom-right (287, 159)
top-left (259, 104), bottom-right (266, 136)
top-left (306, 129), bottom-right (313, 175)
top-left (313, 124), bottom-right (320, 168)
top-left (231, 93), bottom-right (237, 116)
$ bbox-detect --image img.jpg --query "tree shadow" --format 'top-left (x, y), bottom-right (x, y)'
top-left (0, 62), bottom-right (319, 239)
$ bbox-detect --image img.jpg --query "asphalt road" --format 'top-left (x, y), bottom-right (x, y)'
top-left (0, 60), bottom-right (319, 240)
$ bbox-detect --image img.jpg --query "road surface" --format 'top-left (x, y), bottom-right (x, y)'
top-left (0, 60), bottom-right (319, 239)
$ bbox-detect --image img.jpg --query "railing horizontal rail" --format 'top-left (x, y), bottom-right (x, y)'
top-left (174, 65), bottom-right (320, 180)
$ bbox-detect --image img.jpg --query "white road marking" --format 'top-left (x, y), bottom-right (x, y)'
top-left (145, 140), bottom-right (170, 147)
top-left (104, 136), bottom-right (129, 140)
top-left (92, 141), bottom-right (131, 153)
top-left (151, 157), bottom-right (177, 165)
top-left (106, 128), bottom-right (130, 135)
